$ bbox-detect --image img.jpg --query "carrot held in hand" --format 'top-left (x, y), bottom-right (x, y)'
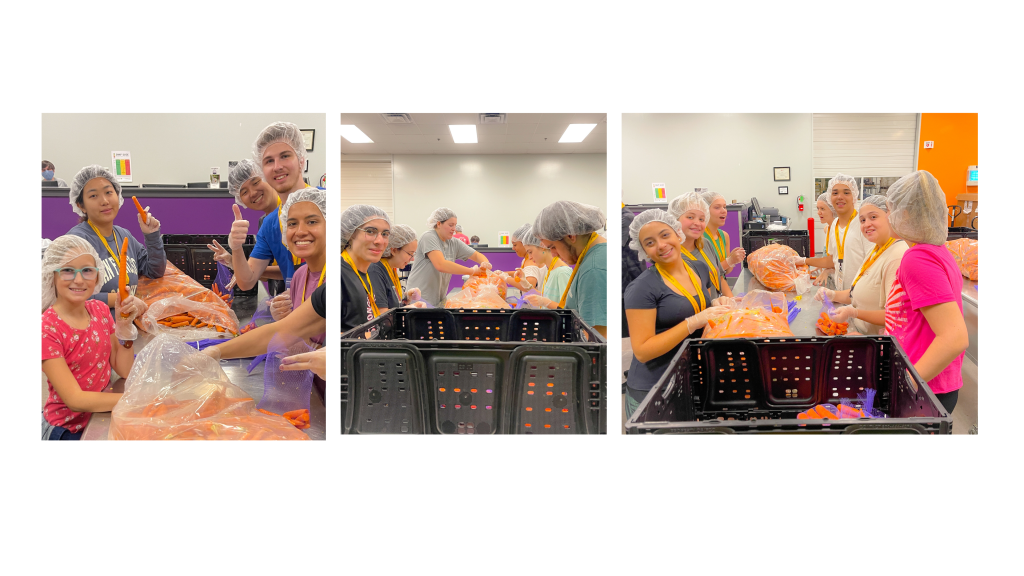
top-left (132, 196), bottom-right (148, 221)
top-left (118, 237), bottom-right (130, 318)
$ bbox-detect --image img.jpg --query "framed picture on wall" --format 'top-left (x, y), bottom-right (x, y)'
top-left (778, 186), bottom-right (789, 195)
top-left (773, 167), bottom-right (790, 181)
top-left (301, 129), bottom-right (315, 152)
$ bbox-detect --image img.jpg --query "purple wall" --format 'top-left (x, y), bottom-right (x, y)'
top-left (723, 205), bottom-right (743, 278)
top-left (42, 196), bottom-right (262, 242)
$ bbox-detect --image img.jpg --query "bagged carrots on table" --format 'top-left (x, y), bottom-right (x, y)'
top-left (702, 290), bottom-right (794, 338)
top-left (134, 262), bottom-right (240, 336)
top-left (461, 269), bottom-right (508, 300)
top-left (945, 238), bottom-right (978, 281)
top-left (445, 283), bottom-right (511, 309)
top-left (746, 244), bottom-right (812, 293)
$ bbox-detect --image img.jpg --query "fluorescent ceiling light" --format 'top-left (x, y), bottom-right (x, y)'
top-left (340, 125), bottom-right (373, 144)
top-left (559, 124), bottom-right (597, 143)
top-left (449, 125), bottom-right (478, 144)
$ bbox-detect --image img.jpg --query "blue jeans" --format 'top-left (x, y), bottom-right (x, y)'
top-left (41, 413), bottom-right (82, 441)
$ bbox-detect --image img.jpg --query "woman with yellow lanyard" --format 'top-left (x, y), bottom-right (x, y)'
top-left (623, 210), bottom-right (730, 417)
top-left (339, 204), bottom-right (391, 332)
top-left (268, 189), bottom-right (328, 346)
top-left (524, 201), bottom-right (609, 338)
top-left (668, 192), bottom-right (735, 300)
top-left (793, 173), bottom-right (873, 291)
top-left (520, 226), bottom-right (572, 304)
top-left (813, 195), bottom-right (908, 335)
top-left (700, 190), bottom-right (746, 275)
top-left (65, 165), bottom-right (166, 320)
top-left (808, 191), bottom-right (837, 289)
top-left (369, 223), bottom-right (427, 312)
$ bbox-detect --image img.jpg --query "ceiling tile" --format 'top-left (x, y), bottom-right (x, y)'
top-left (476, 124), bottom-right (508, 135)
top-left (506, 123), bottom-right (538, 135)
top-left (355, 124), bottom-right (396, 138)
top-left (476, 133), bottom-right (506, 144)
top-left (410, 113), bottom-right (480, 125)
top-left (507, 113), bottom-right (576, 124)
top-left (387, 124), bottom-right (424, 135)
top-left (339, 113), bottom-right (388, 124)
top-left (416, 124), bottom-right (451, 135)
top-left (570, 113), bottom-right (608, 124)
top-left (534, 123), bottom-right (572, 137)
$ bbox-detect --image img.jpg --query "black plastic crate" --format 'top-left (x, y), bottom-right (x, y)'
top-left (946, 227), bottom-right (978, 241)
top-left (626, 336), bottom-right (951, 434)
top-left (741, 230), bottom-right (810, 268)
top-left (162, 234), bottom-right (194, 245)
top-left (161, 234), bottom-right (255, 246)
top-left (164, 246), bottom-right (192, 276)
top-left (340, 308), bottom-right (606, 435)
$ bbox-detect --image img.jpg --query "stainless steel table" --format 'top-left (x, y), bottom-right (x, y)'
top-left (731, 270), bottom-right (822, 336)
top-left (962, 279), bottom-right (978, 364)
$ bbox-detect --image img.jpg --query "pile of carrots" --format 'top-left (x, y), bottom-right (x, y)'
top-left (817, 310), bottom-right (848, 336)
top-left (462, 269), bottom-right (507, 300)
top-left (211, 283), bottom-right (234, 307)
top-left (703, 307), bottom-right (794, 339)
top-left (257, 408), bottom-right (310, 429)
top-left (945, 238), bottom-right (979, 281)
top-left (746, 244), bottom-right (810, 292)
top-left (796, 403), bottom-right (866, 420)
top-left (134, 262), bottom-right (240, 335)
top-left (155, 311), bottom-right (235, 334)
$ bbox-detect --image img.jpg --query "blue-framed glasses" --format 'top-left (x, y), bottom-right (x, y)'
top-left (55, 266), bottom-right (100, 282)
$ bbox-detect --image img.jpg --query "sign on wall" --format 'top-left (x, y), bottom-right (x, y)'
top-left (498, 231), bottom-right (510, 246)
top-left (111, 151), bottom-right (132, 183)
top-left (652, 183), bottom-right (667, 203)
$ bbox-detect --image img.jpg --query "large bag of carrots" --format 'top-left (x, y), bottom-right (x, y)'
top-left (746, 244), bottom-right (812, 293)
top-left (445, 283), bottom-right (511, 309)
top-left (109, 334), bottom-right (309, 440)
top-left (461, 269), bottom-right (508, 300)
top-left (945, 238), bottom-right (978, 281)
top-left (702, 290), bottom-right (794, 338)
top-left (135, 262), bottom-right (240, 337)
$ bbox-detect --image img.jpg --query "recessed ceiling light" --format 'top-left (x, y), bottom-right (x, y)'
top-left (559, 124), bottom-right (597, 143)
top-left (449, 125), bottom-right (478, 144)
top-left (340, 125), bottom-right (373, 144)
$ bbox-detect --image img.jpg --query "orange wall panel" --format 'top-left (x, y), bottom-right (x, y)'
top-left (917, 113), bottom-right (978, 212)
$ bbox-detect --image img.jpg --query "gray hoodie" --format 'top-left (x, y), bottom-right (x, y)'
top-left (67, 222), bottom-right (167, 306)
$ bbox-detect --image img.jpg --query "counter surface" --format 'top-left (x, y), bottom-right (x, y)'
top-left (731, 270), bottom-right (822, 336)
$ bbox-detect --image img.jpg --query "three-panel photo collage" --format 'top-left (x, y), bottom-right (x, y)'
top-left (40, 112), bottom-right (978, 440)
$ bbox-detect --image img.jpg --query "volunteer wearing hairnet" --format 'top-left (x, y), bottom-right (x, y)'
top-left (340, 205), bottom-right (392, 331)
top-left (369, 223), bottom-right (426, 311)
top-left (525, 201), bottom-right (608, 337)
top-left (41, 235), bottom-right (138, 440)
top-left (267, 189), bottom-right (327, 347)
top-left (882, 171), bottom-right (967, 413)
top-left (42, 160), bottom-right (69, 187)
top-left (623, 209), bottom-right (729, 417)
top-left (813, 195), bottom-right (907, 335)
top-left (453, 224), bottom-right (470, 245)
top-left (520, 226), bottom-right (571, 304)
top-left (811, 191), bottom-right (837, 289)
top-left (407, 207), bottom-right (492, 307)
top-left (66, 165), bottom-right (165, 319)
top-left (793, 173), bottom-right (873, 291)
top-left (701, 191), bottom-right (746, 274)
top-left (506, 223), bottom-right (544, 291)
top-left (668, 192), bottom-right (735, 300)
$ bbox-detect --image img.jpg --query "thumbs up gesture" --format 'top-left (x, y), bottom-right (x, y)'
top-left (229, 204), bottom-right (249, 250)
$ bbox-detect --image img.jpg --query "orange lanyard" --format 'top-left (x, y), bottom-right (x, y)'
top-left (834, 211), bottom-right (857, 262)
top-left (851, 238), bottom-right (897, 289)
top-left (543, 257), bottom-right (561, 288)
top-left (655, 260), bottom-right (706, 313)
top-left (343, 250), bottom-right (379, 317)
top-left (704, 230), bottom-right (727, 261)
top-left (557, 233), bottom-right (597, 308)
top-left (681, 245), bottom-right (721, 293)
top-left (384, 261), bottom-right (403, 300)
top-left (823, 223), bottom-right (831, 256)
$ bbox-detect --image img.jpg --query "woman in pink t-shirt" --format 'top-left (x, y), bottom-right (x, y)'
top-left (269, 189), bottom-right (326, 346)
top-left (41, 236), bottom-right (138, 440)
top-left (883, 171), bottom-right (968, 413)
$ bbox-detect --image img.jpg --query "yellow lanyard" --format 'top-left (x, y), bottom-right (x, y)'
top-left (850, 238), bottom-right (896, 289)
top-left (655, 261), bottom-right (707, 313)
top-left (834, 211), bottom-right (857, 262)
top-left (823, 223), bottom-right (831, 256)
top-left (384, 261), bottom-right (403, 300)
top-left (557, 233), bottom-right (597, 308)
top-left (87, 221), bottom-right (122, 267)
top-left (681, 245), bottom-right (721, 293)
top-left (301, 264), bottom-right (326, 303)
top-left (704, 230), bottom-right (727, 261)
top-left (277, 195), bottom-right (305, 266)
top-left (343, 250), bottom-right (380, 317)
top-left (543, 257), bottom-right (561, 288)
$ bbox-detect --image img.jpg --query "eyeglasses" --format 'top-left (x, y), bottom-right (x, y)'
top-left (55, 266), bottom-right (99, 282)
top-left (400, 247), bottom-right (416, 257)
top-left (357, 226), bottom-right (390, 240)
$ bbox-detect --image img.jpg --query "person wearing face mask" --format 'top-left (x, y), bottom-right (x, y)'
top-left (523, 201), bottom-right (608, 338)
top-left (368, 223), bottom-right (425, 312)
top-left (268, 189), bottom-right (327, 347)
top-left (42, 160), bottom-right (69, 187)
top-left (700, 190), bottom-right (745, 275)
top-left (793, 174), bottom-right (873, 291)
top-left (623, 209), bottom-right (730, 417)
top-left (406, 207), bottom-right (492, 307)
top-left (340, 205), bottom-right (392, 331)
top-left (812, 195), bottom-right (907, 335)
top-left (66, 165), bottom-right (165, 320)
top-left (668, 192), bottom-right (735, 300)
top-left (811, 191), bottom-right (837, 289)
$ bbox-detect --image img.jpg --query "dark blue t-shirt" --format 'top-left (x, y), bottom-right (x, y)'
top-left (249, 207), bottom-right (296, 281)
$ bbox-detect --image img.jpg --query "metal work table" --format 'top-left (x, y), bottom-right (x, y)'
top-left (961, 279), bottom-right (978, 364)
top-left (731, 269), bottom-right (823, 336)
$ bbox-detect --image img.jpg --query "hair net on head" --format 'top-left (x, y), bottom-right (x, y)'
top-left (227, 159), bottom-right (259, 207)
top-left (827, 173), bottom-right (860, 200)
top-left (667, 192), bottom-right (709, 223)
top-left (41, 235), bottom-right (103, 312)
top-left (816, 191), bottom-right (835, 214)
top-left (859, 194), bottom-right (889, 212)
top-left (455, 224), bottom-right (463, 233)
top-left (282, 187), bottom-right (326, 221)
top-left (252, 122), bottom-right (307, 171)
top-left (341, 204), bottom-right (391, 248)
top-left (701, 190), bottom-right (726, 209)
top-left (629, 209), bottom-right (684, 262)
top-left (519, 226), bottom-right (545, 248)
top-left (511, 223), bottom-right (533, 243)
top-left (427, 207), bottom-right (457, 228)
top-left (886, 170), bottom-right (948, 246)
top-left (384, 224), bottom-right (417, 258)
top-left (532, 201), bottom-right (606, 241)
top-left (69, 165), bottom-right (123, 217)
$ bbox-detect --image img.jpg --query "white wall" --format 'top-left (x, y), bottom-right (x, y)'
top-left (622, 113), bottom-right (813, 225)
top-left (392, 153), bottom-right (606, 244)
top-left (42, 113), bottom-right (327, 186)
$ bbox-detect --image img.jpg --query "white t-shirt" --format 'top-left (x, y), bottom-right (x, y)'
top-left (849, 240), bottom-right (909, 335)
top-left (827, 216), bottom-right (875, 291)
top-left (521, 264), bottom-right (546, 289)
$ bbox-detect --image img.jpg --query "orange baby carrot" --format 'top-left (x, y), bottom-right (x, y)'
top-left (118, 237), bottom-right (130, 318)
top-left (132, 196), bottom-right (148, 220)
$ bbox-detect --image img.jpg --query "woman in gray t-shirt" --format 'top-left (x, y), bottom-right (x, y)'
top-left (406, 208), bottom-right (491, 306)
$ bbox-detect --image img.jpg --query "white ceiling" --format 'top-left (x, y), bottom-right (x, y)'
top-left (339, 113), bottom-right (606, 155)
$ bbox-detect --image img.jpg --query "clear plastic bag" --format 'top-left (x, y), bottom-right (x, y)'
top-left (444, 283), bottom-right (511, 309)
top-left (746, 244), bottom-right (812, 293)
top-left (945, 238), bottom-right (978, 281)
top-left (108, 334), bottom-right (309, 440)
top-left (134, 262), bottom-right (240, 336)
top-left (702, 289), bottom-right (794, 339)
top-left (461, 270), bottom-right (508, 300)
top-left (256, 334), bottom-right (314, 430)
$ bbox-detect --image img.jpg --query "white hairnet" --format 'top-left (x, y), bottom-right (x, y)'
top-left (667, 192), bottom-right (709, 223)
top-left (252, 122), bottom-right (307, 172)
top-left (859, 194), bottom-right (889, 212)
top-left (282, 187), bottom-right (326, 221)
top-left (41, 235), bottom-right (102, 312)
top-left (701, 190), bottom-right (725, 208)
top-left (341, 204), bottom-right (391, 248)
top-left (69, 165), bottom-right (123, 217)
top-left (532, 201), bottom-right (606, 241)
top-left (511, 223), bottom-right (532, 243)
top-left (384, 224), bottom-right (417, 258)
top-left (227, 159), bottom-right (259, 207)
top-left (828, 173), bottom-right (860, 200)
top-left (629, 209), bottom-right (684, 262)
top-left (427, 207), bottom-right (457, 228)
top-left (886, 170), bottom-right (948, 246)
top-left (455, 224), bottom-right (463, 233)
top-left (518, 226), bottom-right (544, 248)
top-left (816, 191), bottom-right (835, 213)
